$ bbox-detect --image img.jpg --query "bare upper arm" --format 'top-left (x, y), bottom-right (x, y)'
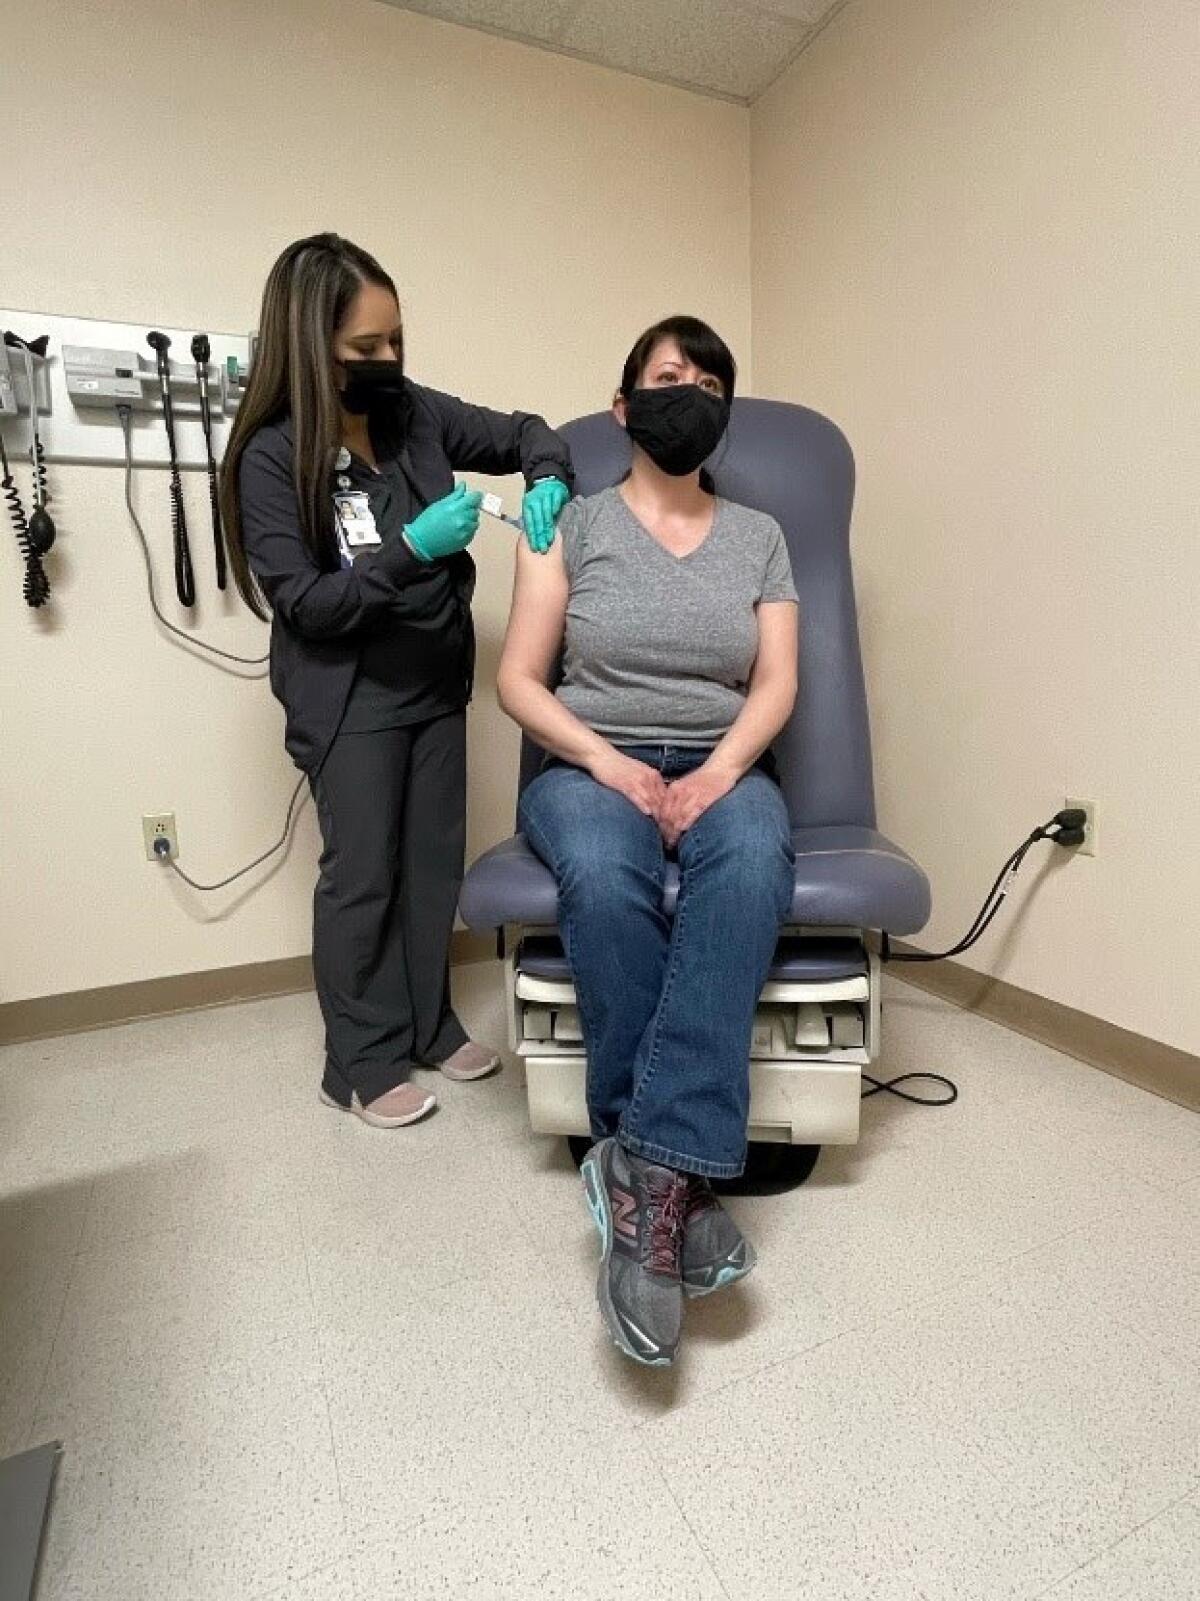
top-left (752, 600), bottom-right (799, 688)
top-left (499, 535), bottom-right (570, 689)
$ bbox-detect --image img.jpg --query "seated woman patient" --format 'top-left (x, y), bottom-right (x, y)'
top-left (497, 316), bottom-right (799, 1366)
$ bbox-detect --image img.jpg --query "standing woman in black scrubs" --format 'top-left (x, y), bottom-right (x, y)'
top-left (221, 234), bottom-right (573, 1129)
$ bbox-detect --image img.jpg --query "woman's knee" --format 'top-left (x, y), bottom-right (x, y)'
top-left (720, 832), bottom-right (794, 909)
top-left (552, 822), bottom-right (665, 914)
top-left (520, 768), bottom-right (662, 888)
top-left (684, 786), bottom-right (794, 911)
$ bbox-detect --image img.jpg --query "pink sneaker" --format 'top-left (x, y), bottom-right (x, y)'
top-left (432, 1042), bottom-right (501, 1082)
top-left (319, 1082), bottom-right (437, 1127)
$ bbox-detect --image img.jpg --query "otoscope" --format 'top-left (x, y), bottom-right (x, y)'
top-left (190, 333), bottom-right (227, 590)
top-left (146, 330), bottom-right (195, 607)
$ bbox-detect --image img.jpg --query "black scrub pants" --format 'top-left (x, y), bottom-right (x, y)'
top-left (310, 710), bottom-right (469, 1107)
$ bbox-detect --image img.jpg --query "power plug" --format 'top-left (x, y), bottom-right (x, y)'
top-left (1061, 798), bottom-right (1097, 856)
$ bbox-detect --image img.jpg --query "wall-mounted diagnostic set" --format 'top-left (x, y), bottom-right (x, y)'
top-left (0, 309), bottom-right (256, 609)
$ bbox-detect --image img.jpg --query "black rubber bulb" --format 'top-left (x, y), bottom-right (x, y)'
top-left (28, 505), bottom-right (56, 554)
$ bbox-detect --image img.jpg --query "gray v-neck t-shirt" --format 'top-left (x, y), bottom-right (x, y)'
top-left (555, 485), bottom-right (798, 746)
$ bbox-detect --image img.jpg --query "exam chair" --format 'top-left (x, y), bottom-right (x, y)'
top-left (459, 399), bottom-right (931, 1167)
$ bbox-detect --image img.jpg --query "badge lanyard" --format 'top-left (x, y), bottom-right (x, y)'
top-left (332, 447), bottom-right (382, 569)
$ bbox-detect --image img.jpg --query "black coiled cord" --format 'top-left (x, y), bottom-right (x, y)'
top-left (33, 437), bottom-right (48, 507)
top-left (206, 458), bottom-right (227, 590)
top-left (169, 469), bottom-right (196, 607)
top-left (0, 436), bottom-right (50, 608)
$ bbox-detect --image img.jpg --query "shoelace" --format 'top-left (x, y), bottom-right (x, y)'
top-left (645, 1175), bottom-right (689, 1275)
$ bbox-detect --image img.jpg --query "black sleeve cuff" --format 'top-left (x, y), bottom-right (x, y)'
top-left (373, 534), bottom-right (426, 583)
top-left (523, 461), bottom-right (574, 492)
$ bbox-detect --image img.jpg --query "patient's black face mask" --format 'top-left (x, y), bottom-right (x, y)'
top-left (337, 358), bottom-right (406, 416)
top-left (623, 383), bottom-right (730, 477)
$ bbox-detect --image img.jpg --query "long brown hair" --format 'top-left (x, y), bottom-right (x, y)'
top-left (220, 233), bottom-right (399, 618)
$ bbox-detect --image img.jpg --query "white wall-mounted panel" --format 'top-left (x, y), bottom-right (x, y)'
top-left (0, 309), bottom-right (252, 471)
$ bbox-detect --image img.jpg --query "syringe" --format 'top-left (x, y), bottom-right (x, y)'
top-left (481, 491), bottom-right (524, 532)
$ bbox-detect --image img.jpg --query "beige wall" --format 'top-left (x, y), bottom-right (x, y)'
top-left (1, 0), bottom-right (750, 1003)
top-left (752, 0), bottom-right (1200, 1052)
top-left (7, 0), bottom-right (1196, 1063)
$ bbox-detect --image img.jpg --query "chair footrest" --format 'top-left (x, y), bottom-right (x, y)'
top-left (512, 934), bottom-right (880, 1063)
top-left (523, 1054), bottom-right (861, 1145)
top-left (517, 931), bottom-right (869, 986)
top-left (515, 970), bottom-right (868, 1006)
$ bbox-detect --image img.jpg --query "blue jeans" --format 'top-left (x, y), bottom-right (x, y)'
top-left (518, 746), bottom-right (795, 1178)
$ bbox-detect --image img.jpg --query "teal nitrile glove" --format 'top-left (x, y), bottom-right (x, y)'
top-left (403, 482), bottom-right (483, 562)
top-left (521, 477), bottom-right (570, 554)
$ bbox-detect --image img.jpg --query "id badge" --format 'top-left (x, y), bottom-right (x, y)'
top-left (333, 491), bottom-right (381, 550)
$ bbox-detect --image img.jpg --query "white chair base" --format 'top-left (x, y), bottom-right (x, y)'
top-left (504, 928), bottom-right (879, 1147)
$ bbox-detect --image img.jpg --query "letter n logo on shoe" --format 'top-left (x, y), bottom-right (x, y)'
top-left (612, 1187), bottom-right (638, 1243)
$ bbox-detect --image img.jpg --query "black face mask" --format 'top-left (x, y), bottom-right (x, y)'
top-left (623, 383), bottom-right (730, 476)
top-left (338, 358), bottom-right (406, 416)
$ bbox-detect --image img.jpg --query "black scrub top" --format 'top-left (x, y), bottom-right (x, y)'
top-left (334, 445), bottom-right (468, 733)
top-left (238, 379), bottom-right (573, 775)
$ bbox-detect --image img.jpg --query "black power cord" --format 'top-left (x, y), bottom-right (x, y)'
top-left (865, 808), bottom-right (1088, 1106)
top-left (883, 808), bottom-right (1086, 965)
top-left (861, 1071), bottom-right (959, 1107)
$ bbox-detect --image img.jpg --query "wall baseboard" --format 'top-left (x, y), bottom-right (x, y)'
top-left (888, 942), bottom-right (1199, 1114)
top-left (5, 936), bottom-right (1196, 1118)
top-left (0, 931), bottom-right (497, 1047)
top-left (0, 956), bottom-right (317, 1046)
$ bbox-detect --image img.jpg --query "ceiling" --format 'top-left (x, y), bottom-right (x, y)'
top-left (375, 0), bottom-right (850, 103)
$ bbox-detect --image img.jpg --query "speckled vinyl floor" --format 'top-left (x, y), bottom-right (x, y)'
top-left (2, 966), bottom-right (1198, 1600)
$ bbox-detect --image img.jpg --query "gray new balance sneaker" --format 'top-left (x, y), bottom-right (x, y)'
top-left (681, 1177), bottom-right (757, 1297)
top-left (580, 1138), bottom-right (689, 1367)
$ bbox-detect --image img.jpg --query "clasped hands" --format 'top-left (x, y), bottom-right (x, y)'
top-left (590, 747), bottom-right (737, 849)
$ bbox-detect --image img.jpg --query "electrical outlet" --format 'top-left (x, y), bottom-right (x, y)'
top-left (1064, 797), bottom-right (1096, 857)
top-left (142, 812), bottom-right (179, 862)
